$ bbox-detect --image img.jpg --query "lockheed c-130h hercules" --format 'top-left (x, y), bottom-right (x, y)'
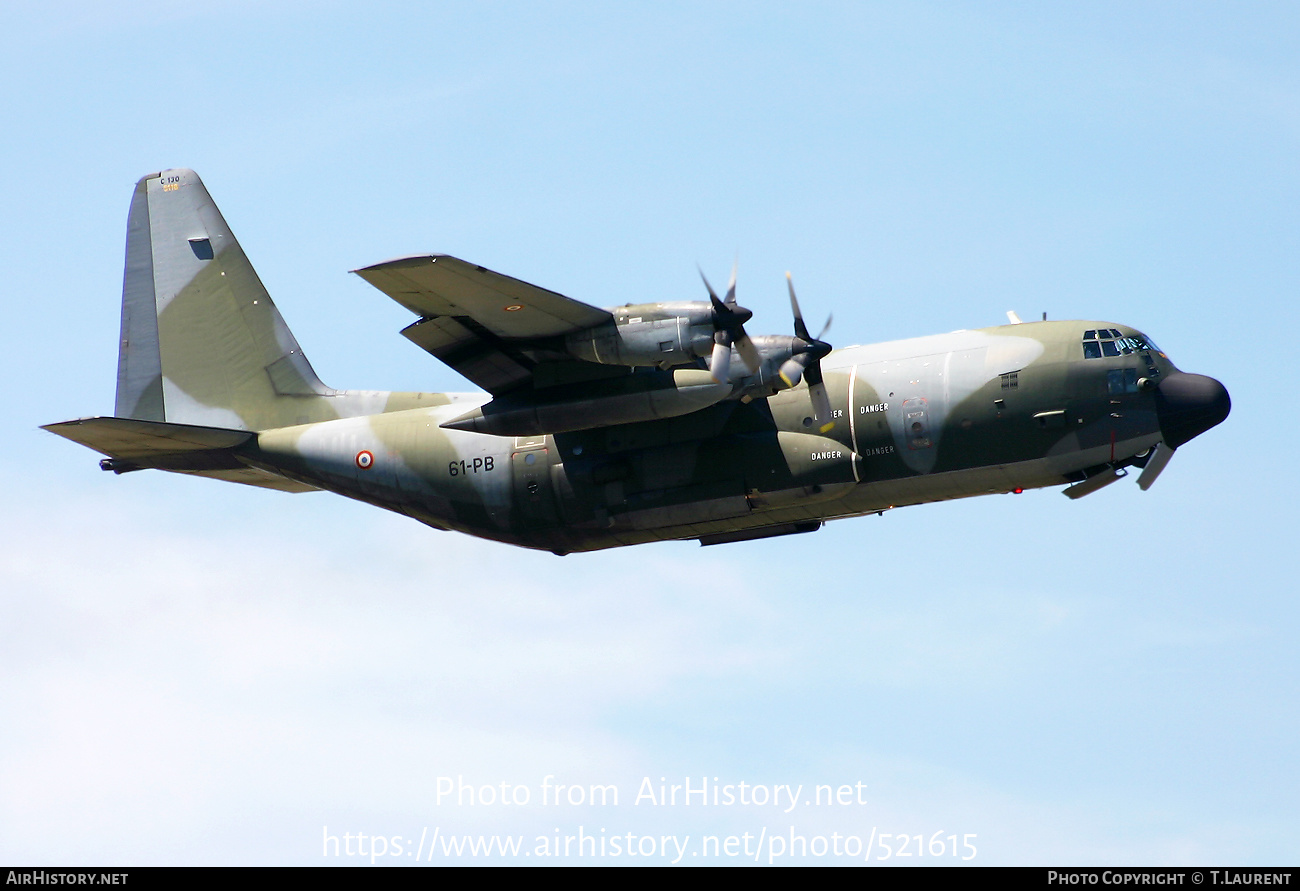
top-left (45, 169), bottom-right (1231, 554)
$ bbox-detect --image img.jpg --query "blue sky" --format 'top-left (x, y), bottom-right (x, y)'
top-left (2, 1), bottom-right (1296, 865)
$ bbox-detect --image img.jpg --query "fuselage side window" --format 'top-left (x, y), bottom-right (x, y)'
top-left (1107, 368), bottom-right (1140, 395)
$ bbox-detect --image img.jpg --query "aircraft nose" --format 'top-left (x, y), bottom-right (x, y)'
top-left (1154, 372), bottom-right (1231, 448)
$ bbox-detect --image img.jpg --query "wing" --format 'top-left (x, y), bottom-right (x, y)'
top-left (354, 254), bottom-right (618, 394)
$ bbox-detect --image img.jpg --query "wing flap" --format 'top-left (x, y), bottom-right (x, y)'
top-left (400, 316), bottom-right (535, 394)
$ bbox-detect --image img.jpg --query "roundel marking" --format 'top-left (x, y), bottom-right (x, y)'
top-left (355, 450), bottom-right (375, 470)
top-left (503, 304), bottom-right (524, 312)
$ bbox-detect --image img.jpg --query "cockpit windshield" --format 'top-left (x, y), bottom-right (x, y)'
top-left (1081, 328), bottom-right (1162, 360)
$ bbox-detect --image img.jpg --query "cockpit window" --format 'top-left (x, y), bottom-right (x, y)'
top-left (1082, 329), bottom-right (1119, 358)
top-left (1081, 329), bottom-right (1163, 360)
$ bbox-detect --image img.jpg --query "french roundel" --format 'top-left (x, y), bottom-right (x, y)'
top-left (355, 450), bottom-right (374, 470)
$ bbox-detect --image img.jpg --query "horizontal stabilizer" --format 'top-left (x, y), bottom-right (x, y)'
top-left (42, 417), bottom-right (318, 492)
top-left (44, 416), bottom-right (252, 456)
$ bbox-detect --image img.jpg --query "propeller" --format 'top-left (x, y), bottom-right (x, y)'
top-left (699, 262), bottom-right (761, 383)
top-left (778, 272), bottom-right (835, 432)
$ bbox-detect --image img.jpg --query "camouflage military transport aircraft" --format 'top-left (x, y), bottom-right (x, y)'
top-left (45, 169), bottom-right (1231, 554)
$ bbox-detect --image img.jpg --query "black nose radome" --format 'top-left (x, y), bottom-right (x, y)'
top-left (1155, 372), bottom-right (1231, 449)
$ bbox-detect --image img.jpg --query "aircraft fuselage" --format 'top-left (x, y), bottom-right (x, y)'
top-left (247, 320), bottom-right (1219, 554)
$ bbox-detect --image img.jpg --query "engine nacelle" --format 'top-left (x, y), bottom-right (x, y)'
top-left (565, 302), bottom-right (715, 368)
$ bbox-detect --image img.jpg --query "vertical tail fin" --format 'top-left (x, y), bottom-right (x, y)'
top-left (115, 168), bottom-right (334, 431)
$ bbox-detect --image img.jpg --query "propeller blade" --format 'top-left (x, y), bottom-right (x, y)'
top-left (735, 330), bottom-right (762, 374)
top-left (710, 337), bottom-right (732, 383)
top-left (808, 381), bottom-right (834, 433)
top-left (784, 272), bottom-right (835, 429)
top-left (688, 262), bottom-right (753, 373)
top-left (817, 313), bottom-right (833, 341)
top-left (698, 267), bottom-right (725, 314)
top-left (786, 272), bottom-right (811, 341)
top-left (778, 357), bottom-right (805, 389)
top-left (804, 355), bottom-right (823, 387)
top-left (700, 265), bottom-right (752, 330)
top-left (1137, 442), bottom-right (1175, 490)
top-left (801, 358), bottom-right (834, 429)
